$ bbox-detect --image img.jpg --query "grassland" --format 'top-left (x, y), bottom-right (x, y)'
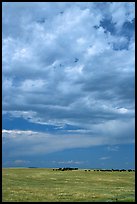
top-left (2, 168), bottom-right (135, 202)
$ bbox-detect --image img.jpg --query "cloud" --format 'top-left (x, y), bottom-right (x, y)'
top-left (52, 160), bottom-right (86, 165)
top-left (107, 146), bottom-right (119, 152)
top-left (2, 129), bottom-right (104, 156)
top-left (109, 2), bottom-right (135, 29)
top-left (2, 125), bottom-right (134, 157)
top-left (14, 160), bottom-right (30, 165)
top-left (99, 156), bottom-right (110, 160)
top-left (2, 2), bottom-right (135, 154)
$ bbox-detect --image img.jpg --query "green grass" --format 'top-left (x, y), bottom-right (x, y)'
top-left (2, 168), bottom-right (135, 202)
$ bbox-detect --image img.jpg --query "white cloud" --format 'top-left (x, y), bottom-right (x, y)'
top-left (110, 2), bottom-right (135, 29)
top-left (2, 2), bottom-right (135, 152)
top-left (99, 156), bottom-right (110, 160)
top-left (107, 146), bottom-right (119, 152)
top-left (2, 126), bottom-right (134, 156)
top-left (52, 160), bottom-right (86, 165)
top-left (14, 160), bottom-right (30, 164)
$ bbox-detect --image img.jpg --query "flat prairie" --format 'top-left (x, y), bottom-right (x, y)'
top-left (2, 168), bottom-right (135, 202)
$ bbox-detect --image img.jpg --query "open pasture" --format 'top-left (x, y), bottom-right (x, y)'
top-left (2, 168), bottom-right (135, 202)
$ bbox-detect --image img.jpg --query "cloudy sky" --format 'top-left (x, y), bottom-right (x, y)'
top-left (2, 2), bottom-right (135, 169)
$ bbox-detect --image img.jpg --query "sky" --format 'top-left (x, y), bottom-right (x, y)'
top-left (2, 2), bottom-right (135, 169)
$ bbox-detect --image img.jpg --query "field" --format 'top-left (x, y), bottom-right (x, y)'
top-left (2, 168), bottom-right (135, 202)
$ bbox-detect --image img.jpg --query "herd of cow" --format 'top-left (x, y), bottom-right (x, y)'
top-left (52, 168), bottom-right (135, 172)
top-left (53, 167), bottom-right (78, 171)
top-left (94, 169), bottom-right (135, 172)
